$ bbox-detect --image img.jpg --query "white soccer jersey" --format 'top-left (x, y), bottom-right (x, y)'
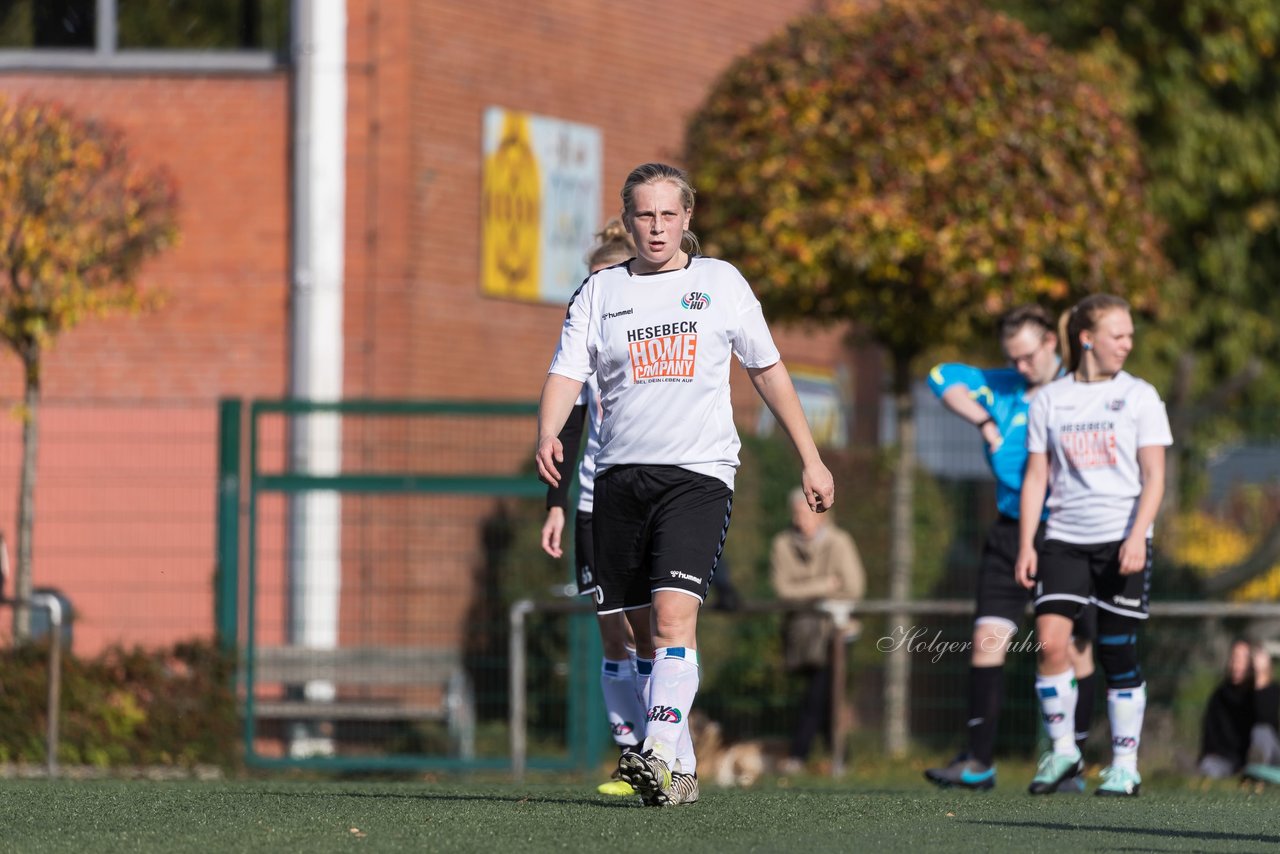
top-left (576, 374), bottom-right (602, 513)
top-left (549, 256), bottom-right (781, 489)
top-left (1026, 371), bottom-right (1173, 543)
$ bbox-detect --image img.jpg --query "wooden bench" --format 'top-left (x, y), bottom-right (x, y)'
top-left (249, 645), bottom-right (475, 754)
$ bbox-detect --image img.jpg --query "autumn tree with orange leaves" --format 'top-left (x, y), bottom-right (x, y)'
top-left (686, 0), bottom-right (1171, 755)
top-left (0, 98), bottom-right (178, 639)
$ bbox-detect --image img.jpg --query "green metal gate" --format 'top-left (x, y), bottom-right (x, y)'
top-left (216, 398), bottom-right (607, 773)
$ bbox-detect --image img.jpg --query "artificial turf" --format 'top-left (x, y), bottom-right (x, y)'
top-left (1, 770), bottom-right (1276, 853)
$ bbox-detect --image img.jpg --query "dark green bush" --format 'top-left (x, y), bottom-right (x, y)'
top-left (0, 639), bottom-right (238, 768)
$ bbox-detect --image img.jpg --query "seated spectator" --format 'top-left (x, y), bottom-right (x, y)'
top-left (1199, 639), bottom-right (1280, 780)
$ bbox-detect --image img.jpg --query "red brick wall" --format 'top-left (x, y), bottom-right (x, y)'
top-left (399, 0), bottom-right (845, 403)
top-left (0, 73), bottom-right (291, 401)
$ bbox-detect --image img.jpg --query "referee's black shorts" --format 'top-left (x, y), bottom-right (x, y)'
top-left (976, 515), bottom-right (1096, 641)
top-left (592, 464), bottom-right (733, 614)
top-left (974, 515), bottom-right (1039, 633)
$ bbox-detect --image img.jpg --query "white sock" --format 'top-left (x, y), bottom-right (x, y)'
top-left (1107, 683), bottom-right (1146, 772)
top-left (1035, 669), bottom-right (1079, 756)
top-left (643, 647), bottom-right (700, 773)
top-left (634, 656), bottom-right (653, 726)
top-left (676, 721), bottom-right (697, 776)
top-left (600, 658), bottom-right (644, 748)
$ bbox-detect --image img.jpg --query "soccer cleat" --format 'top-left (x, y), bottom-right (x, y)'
top-left (654, 772), bottom-right (699, 807)
top-left (1054, 775), bottom-right (1086, 794)
top-left (924, 754), bottom-right (996, 790)
top-left (618, 748), bottom-right (672, 806)
top-left (1028, 750), bottom-right (1084, 795)
top-left (1094, 764), bottom-right (1141, 797)
top-left (596, 778), bottom-right (636, 796)
top-left (1242, 763), bottom-right (1280, 786)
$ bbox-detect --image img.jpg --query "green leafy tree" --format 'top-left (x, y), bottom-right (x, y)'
top-left (0, 98), bottom-right (178, 639)
top-left (992, 0), bottom-right (1280, 589)
top-left (686, 0), bottom-right (1169, 754)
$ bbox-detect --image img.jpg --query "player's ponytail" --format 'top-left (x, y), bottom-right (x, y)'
top-left (586, 218), bottom-right (635, 270)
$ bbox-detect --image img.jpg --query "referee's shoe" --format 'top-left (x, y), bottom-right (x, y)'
top-left (924, 754), bottom-right (996, 790)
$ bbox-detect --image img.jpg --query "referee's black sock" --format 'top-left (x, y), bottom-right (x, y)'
top-left (967, 665), bottom-right (1005, 767)
top-left (1075, 671), bottom-right (1098, 758)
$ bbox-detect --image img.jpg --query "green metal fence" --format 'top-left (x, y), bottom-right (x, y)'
top-left (218, 398), bottom-right (607, 773)
top-left (213, 396), bottom-right (1280, 776)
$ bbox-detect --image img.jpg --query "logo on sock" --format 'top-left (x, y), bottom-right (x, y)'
top-left (611, 721), bottom-right (635, 737)
top-left (1112, 736), bottom-right (1137, 750)
top-left (647, 705), bottom-right (682, 724)
top-left (1043, 712), bottom-right (1065, 725)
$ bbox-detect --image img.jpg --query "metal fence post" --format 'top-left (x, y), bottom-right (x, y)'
top-left (30, 592), bottom-right (62, 776)
top-left (509, 599), bottom-right (534, 781)
top-left (215, 398), bottom-right (243, 654)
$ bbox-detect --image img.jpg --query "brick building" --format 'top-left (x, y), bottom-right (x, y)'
top-left (0, 1), bottom-right (872, 657)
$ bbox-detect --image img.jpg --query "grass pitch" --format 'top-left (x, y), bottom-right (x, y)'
top-left (1, 767), bottom-right (1276, 853)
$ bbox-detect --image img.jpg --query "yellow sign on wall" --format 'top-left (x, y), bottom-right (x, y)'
top-left (481, 112), bottom-right (541, 299)
top-left (480, 107), bottom-right (602, 303)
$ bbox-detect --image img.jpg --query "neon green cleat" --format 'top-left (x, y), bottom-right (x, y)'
top-left (596, 778), bottom-right (636, 796)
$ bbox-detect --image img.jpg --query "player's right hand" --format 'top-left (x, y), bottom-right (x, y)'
top-left (1014, 547), bottom-right (1037, 590)
top-left (535, 436), bottom-right (564, 487)
top-left (541, 507), bottom-right (566, 558)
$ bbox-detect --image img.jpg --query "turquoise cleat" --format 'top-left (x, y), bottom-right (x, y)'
top-left (1028, 750), bottom-right (1083, 795)
top-left (1094, 764), bottom-right (1142, 797)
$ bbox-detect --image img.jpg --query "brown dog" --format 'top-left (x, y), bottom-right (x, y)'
top-left (688, 710), bottom-right (770, 788)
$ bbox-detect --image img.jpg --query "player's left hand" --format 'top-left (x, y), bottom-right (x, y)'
top-left (1117, 534), bottom-right (1147, 575)
top-left (802, 461), bottom-right (835, 512)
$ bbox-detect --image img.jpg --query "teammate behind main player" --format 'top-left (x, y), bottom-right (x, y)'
top-left (536, 162), bottom-right (835, 806)
top-left (1015, 294), bottom-right (1172, 797)
top-left (540, 220), bottom-right (646, 797)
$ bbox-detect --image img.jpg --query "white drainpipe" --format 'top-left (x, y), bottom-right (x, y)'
top-left (287, 0), bottom-right (346, 755)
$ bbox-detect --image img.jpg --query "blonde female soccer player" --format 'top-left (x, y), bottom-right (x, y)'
top-left (1015, 294), bottom-right (1172, 797)
top-left (536, 163), bottom-right (834, 806)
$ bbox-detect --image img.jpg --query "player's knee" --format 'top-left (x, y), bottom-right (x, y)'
top-left (1033, 610), bottom-right (1075, 669)
top-left (1096, 632), bottom-right (1142, 689)
top-left (598, 613), bottom-right (631, 652)
top-left (972, 620), bottom-right (1016, 666)
top-left (1037, 636), bottom-right (1073, 671)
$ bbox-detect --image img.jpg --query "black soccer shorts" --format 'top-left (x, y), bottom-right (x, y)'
top-left (592, 464), bottom-right (733, 614)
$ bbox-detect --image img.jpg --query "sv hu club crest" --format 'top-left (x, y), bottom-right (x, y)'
top-left (681, 291), bottom-right (710, 310)
top-left (648, 705), bottom-right (682, 724)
